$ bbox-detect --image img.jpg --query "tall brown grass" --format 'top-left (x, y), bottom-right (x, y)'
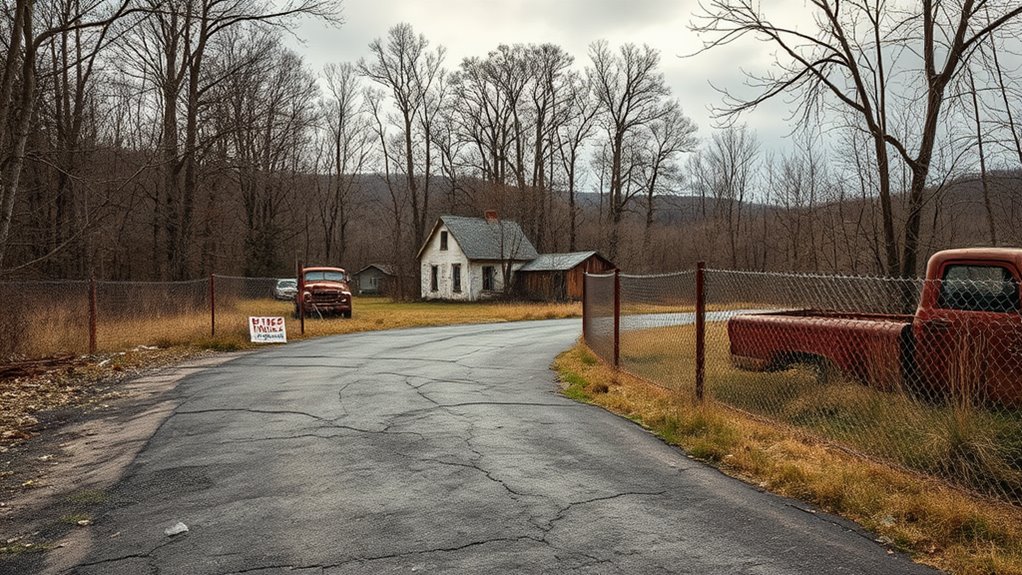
top-left (556, 343), bottom-right (1022, 575)
top-left (614, 321), bottom-right (1022, 505)
top-left (5, 295), bottom-right (581, 360)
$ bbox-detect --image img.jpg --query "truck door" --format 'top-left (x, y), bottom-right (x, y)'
top-left (914, 263), bottom-right (1022, 405)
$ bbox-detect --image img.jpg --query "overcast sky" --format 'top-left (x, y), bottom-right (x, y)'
top-left (289, 0), bottom-right (801, 151)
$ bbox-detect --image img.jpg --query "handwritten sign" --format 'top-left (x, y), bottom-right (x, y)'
top-left (248, 316), bottom-right (287, 343)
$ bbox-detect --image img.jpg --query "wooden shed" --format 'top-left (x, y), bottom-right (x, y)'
top-left (515, 251), bottom-right (615, 301)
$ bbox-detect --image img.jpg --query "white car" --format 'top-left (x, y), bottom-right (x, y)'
top-left (273, 278), bottom-right (298, 300)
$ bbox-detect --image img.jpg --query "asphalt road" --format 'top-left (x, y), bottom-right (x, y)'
top-left (55, 319), bottom-right (935, 574)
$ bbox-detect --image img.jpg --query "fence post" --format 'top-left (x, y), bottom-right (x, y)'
top-left (695, 261), bottom-right (706, 402)
top-left (298, 262), bottom-right (305, 335)
top-left (613, 268), bottom-right (620, 368)
top-left (88, 276), bottom-right (97, 354)
top-left (210, 274), bottom-right (216, 338)
top-left (581, 273), bottom-right (588, 345)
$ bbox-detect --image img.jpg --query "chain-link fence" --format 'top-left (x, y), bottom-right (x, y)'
top-left (0, 281), bottom-right (90, 359)
top-left (1, 275), bottom-right (302, 361)
top-left (583, 267), bottom-right (1022, 506)
top-left (582, 272), bottom-right (616, 363)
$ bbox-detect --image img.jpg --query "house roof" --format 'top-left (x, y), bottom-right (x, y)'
top-left (519, 251), bottom-right (604, 272)
top-left (354, 263), bottom-right (395, 277)
top-left (418, 215), bottom-right (539, 261)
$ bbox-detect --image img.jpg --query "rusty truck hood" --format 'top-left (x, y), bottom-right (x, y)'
top-left (305, 280), bottom-right (350, 292)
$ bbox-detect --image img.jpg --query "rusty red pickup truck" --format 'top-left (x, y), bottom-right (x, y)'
top-left (296, 266), bottom-right (353, 318)
top-left (728, 248), bottom-right (1022, 405)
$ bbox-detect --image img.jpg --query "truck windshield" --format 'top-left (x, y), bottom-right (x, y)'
top-left (939, 265), bottom-right (1020, 313)
top-left (304, 271), bottom-right (346, 282)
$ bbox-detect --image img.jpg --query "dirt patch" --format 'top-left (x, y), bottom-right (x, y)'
top-left (0, 349), bottom-right (247, 574)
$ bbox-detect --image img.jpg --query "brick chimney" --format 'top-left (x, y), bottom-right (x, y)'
top-left (484, 210), bottom-right (498, 223)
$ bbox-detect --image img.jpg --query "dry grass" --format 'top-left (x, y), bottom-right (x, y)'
top-left (613, 321), bottom-right (1022, 504)
top-left (6, 296), bottom-right (580, 358)
top-left (555, 343), bottom-right (1022, 575)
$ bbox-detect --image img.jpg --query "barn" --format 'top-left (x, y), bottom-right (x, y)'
top-left (515, 251), bottom-right (615, 301)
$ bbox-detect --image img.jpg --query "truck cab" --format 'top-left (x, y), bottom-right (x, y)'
top-left (298, 266), bottom-right (353, 318)
top-left (913, 249), bottom-right (1022, 404)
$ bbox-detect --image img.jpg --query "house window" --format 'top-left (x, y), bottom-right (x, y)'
top-left (483, 265), bottom-right (495, 291)
top-left (452, 264), bottom-right (462, 293)
top-left (431, 265), bottom-right (438, 292)
top-left (440, 231), bottom-right (448, 250)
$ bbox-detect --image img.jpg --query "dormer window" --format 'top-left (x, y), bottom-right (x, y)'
top-left (440, 231), bottom-right (448, 250)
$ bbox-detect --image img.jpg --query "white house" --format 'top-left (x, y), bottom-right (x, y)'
top-left (417, 212), bottom-right (539, 301)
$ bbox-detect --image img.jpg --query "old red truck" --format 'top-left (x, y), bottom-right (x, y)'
top-left (297, 266), bottom-right (353, 318)
top-left (728, 248), bottom-right (1022, 405)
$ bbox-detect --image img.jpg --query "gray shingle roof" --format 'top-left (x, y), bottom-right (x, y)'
top-left (354, 263), bottom-right (395, 276)
top-left (435, 215), bottom-right (539, 261)
top-left (519, 252), bottom-right (599, 272)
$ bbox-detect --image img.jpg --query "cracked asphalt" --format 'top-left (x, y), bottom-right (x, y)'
top-left (51, 319), bottom-right (936, 574)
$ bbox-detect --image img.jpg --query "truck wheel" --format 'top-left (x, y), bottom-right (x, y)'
top-left (342, 310), bottom-right (352, 319)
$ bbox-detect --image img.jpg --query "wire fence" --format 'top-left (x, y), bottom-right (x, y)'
top-left (584, 266), bottom-right (1022, 506)
top-left (1, 276), bottom-right (302, 361)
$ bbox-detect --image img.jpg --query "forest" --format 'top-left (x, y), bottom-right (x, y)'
top-left (2, 0), bottom-right (1022, 294)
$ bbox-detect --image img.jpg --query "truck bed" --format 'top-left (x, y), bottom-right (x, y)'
top-left (727, 309), bottom-right (912, 388)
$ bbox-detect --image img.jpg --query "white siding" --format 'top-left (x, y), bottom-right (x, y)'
top-left (419, 224), bottom-right (526, 301)
top-left (468, 261), bottom-right (498, 299)
top-left (420, 225), bottom-right (471, 300)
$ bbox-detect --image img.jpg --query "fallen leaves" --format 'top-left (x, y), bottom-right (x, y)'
top-left (0, 346), bottom-right (202, 449)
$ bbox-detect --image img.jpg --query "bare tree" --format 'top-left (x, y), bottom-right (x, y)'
top-left (359, 23), bottom-right (446, 251)
top-left (966, 67), bottom-right (997, 245)
top-left (526, 43), bottom-right (573, 251)
top-left (704, 124), bottom-right (758, 269)
top-left (692, 0), bottom-right (1022, 276)
top-left (588, 40), bottom-right (669, 261)
top-left (640, 98), bottom-right (697, 257)
top-left (0, 0), bottom-right (136, 271)
top-left (322, 62), bottom-right (372, 263)
top-left (218, 37), bottom-right (319, 275)
top-left (118, 0), bottom-right (340, 278)
top-left (555, 71), bottom-right (598, 251)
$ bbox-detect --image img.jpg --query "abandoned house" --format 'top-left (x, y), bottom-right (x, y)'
top-left (352, 263), bottom-right (395, 295)
top-left (418, 212), bottom-right (612, 301)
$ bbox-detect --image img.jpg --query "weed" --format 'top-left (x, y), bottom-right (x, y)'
top-left (64, 489), bottom-right (108, 505)
top-left (0, 542), bottom-right (52, 554)
top-left (578, 350), bottom-right (598, 366)
top-left (198, 338), bottom-right (243, 352)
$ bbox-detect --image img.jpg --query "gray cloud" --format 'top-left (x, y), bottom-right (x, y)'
top-left (288, 0), bottom-right (805, 151)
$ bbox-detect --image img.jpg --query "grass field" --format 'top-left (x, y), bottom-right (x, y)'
top-left (556, 343), bottom-right (1022, 575)
top-left (615, 321), bottom-right (1022, 505)
top-left (7, 296), bottom-right (581, 359)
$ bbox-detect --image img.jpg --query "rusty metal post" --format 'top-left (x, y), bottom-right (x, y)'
top-left (210, 274), bottom-right (216, 338)
top-left (695, 261), bottom-right (706, 401)
top-left (298, 262), bottom-right (305, 335)
top-left (613, 269), bottom-right (620, 368)
top-left (88, 276), bottom-right (97, 354)
top-left (581, 273), bottom-right (588, 345)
